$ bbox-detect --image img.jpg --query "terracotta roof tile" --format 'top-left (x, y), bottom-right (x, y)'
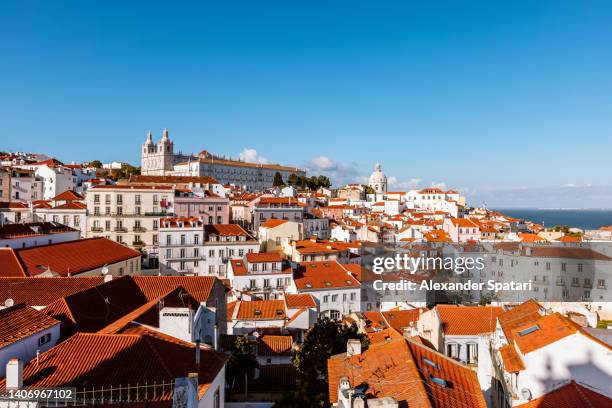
top-left (258, 335), bottom-right (293, 356)
top-left (0, 332), bottom-right (228, 398)
top-left (293, 261), bottom-right (360, 290)
top-left (516, 381), bottom-right (611, 407)
top-left (284, 294), bottom-right (316, 308)
top-left (0, 303), bottom-right (60, 348)
top-left (328, 338), bottom-right (432, 406)
top-left (12, 238), bottom-right (140, 277)
top-left (499, 344), bottom-right (525, 373)
top-left (205, 224), bottom-right (252, 238)
top-left (51, 190), bottom-right (84, 201)
top-left (232, 300), bottom-right (287, 320)
top-left (245, 252), bottom-right (282, 263)
top-left (259, 219), bottom-right (288, 228)
top-left (132, 276), bottom-right (218, 303)
top-left (436, 305), bottom-right (504, 335)
top-left (407, 337), bottom-right (488, 408)
top-left (0, 277), bottom-right (104, 306)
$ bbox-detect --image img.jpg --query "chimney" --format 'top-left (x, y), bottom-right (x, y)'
top-left (213, 324), bottom-right (219, 351)
top-left (367, 397), bottom-right (399, 408)
top-left (104, 274), bottom-right (113, 283)
top-left (6, 358), bottom-right (23, 389)
top-left (346, 339), bottom-right (362, 357)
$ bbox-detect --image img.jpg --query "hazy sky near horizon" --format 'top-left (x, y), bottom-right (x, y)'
top-left (3, 1), bottom-right (612, 208)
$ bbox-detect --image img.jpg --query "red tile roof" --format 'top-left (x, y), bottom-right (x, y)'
top-left (245, 252), bottom-right (282, 263)
top-left (0, 303), bottom-right (60, 348)
top-left (284, 294), bottom-right (316, 308)
top-left (132, 276), bottom-right (218, 303)
top-left (499, 344), bottom-right (525, 373)
top-left (436, 305), bottom-right (504, 335)
top-left (498, 300), bottom-right (545, 342)
top-left (51, 190), bottom-right (84, 201)
top-left (406, 337), bottom-right (487, 408)
top-left (205, 224), bottom-right (252, 237)
top-left (0, 277), bottom-right (104, 306)
top-left (0, 248), bottom-right (26, 277)
top-left (382, 308), bottom-right (425, 333)
top-left (230, 300), bottom-right (287, 321)
top-left (516, 381), bottom-right (611, 407)
top-left (293, 261), bottom-right (360, 290)
top-left (327, 338), bottom-right (431, 406)
top-left (12, 238), bottom-right (140, 277)
top-left (511, 313), bottom-right (579, 354)
top-left (0, 332), bottom-right (228, 398)
top-left (258, 335), bottom-right (293, 356)
top-left (259, 219), bottom-right (288, 228)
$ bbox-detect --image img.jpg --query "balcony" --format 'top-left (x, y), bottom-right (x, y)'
top-left (583, 282), bottom-right (593, 289)
top-left (91, 227), bottom-right (103, 232)
top-left (132, 240), bottom-right (146, 247)
top-left (114, 227), bottom-right (128, 233)
top-left (145, 211), bottom-right (174, 217)
top-left (556, 278), bottom-right (565, 286)
top-left (133, 226), bottom-right (147, 232)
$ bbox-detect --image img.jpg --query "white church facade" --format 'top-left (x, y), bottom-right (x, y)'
top-left (141, 129), bottom-right (306, 191)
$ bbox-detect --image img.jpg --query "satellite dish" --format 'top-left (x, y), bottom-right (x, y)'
top-left (521, 388), bottom-right (532, 401)
top-left (4, 298), bottom-right (14, 308)
top-left (101, 266), bottom-right (109, 275)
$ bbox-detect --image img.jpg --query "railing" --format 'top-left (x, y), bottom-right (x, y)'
top-left (145, 211), bottom-right (174, 217)
top-left (583, 282), bottom-right (593, 288)
top-left (133, 226), bottom-right (147, 232)
top-left (114, 227), bottom-right (128, 232)
top-left (556, 278), bottom-right (565, 286)
top-left (132, 241), bottom-right (146, 247)
top-left (91, 227), bottom-right (103, 232)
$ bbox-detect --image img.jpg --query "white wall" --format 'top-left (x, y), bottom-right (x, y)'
top-left (0, 324), bottom-right (60, 377)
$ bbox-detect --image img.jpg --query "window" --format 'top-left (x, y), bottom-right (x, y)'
top-left (467, 343), bottom-right (478, 364)
top-left (38, 333), bottom-right (52, 346)
top-left (446, 343), bottom-right (459, 359)
top-left (239, 249), bottom-right (244, 257)
top-left (598, 279), bottom-right (606, 288)
top-left (546, 262), bottom-right (551, 271)
top-left (350, 293), bottom-right (356, 301)
top-left (331, 294), bottom-right (338, 302)
top-left (194, 235), bottom-right (199, 245)
top-left (263, 279), bottom-right (270, 288)
top-left (518, 325), bottom-right (540, 336)
top-left (166, 235), bottom-right (172, 245)
top-left (209, 249), bottom-right (215, 257)
top-left (74, 216), bottom-right (80, 226)
top-left (578, 263), bottom-right (583, 272)
top-left (561, 263), bottom-right (567, 272)
top-left (166, 249), bottom-right (171, 259)
top-left (323, 295), bottom-right (329, 303)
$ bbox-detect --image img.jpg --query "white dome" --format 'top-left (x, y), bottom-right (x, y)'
top-left (368, 163), bottom-right (387, 193)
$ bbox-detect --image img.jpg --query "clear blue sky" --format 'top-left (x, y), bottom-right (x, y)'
top-left (3, 1), bottom-right (612, 207)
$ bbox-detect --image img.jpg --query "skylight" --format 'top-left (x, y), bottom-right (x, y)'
top-left (254, 309), bottom-right (262, 315)
top-left (422, 357), bottom-right (439, 370)
top-left (517, 325), bottom-right (540, 336)
top-left (429, 375), bottom-right (448, 388)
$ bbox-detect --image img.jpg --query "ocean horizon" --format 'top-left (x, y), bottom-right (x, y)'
top-left (493, 208), bottom-right (612, 230)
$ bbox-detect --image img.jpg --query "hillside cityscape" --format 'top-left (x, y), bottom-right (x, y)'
top-left (0, 132), bottom-right (611, 408)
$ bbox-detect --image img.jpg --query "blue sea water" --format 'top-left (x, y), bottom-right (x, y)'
top-left (494, 209), bottom-right (612, 230)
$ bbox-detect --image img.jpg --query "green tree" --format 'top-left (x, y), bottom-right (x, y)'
top-left (89, 160), bottom-right (103, 168)
top-left (273, 172), bottom-right (284, 187)
top-left (287, 173), bottom-right (300, 186)
top-left (226, 335), bottom-right (259, 391)
top-left (317, 175), bottom-right (331, 188)
top-left (276, 318), bottom-right (368, 407)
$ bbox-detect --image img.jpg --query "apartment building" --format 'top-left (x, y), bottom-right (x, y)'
top-left (227, 252), bottom-right (295, 299)
top-left (86, 184), bottom-right (175, 266)
top-left (293, 261), bottom-right (361, 319)
top-left (158, 217), bottom-right (205, 275)
top-left (202, 224), bottom-right (260, 277)
top-left (253, 197), bottom-right (305, 232)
